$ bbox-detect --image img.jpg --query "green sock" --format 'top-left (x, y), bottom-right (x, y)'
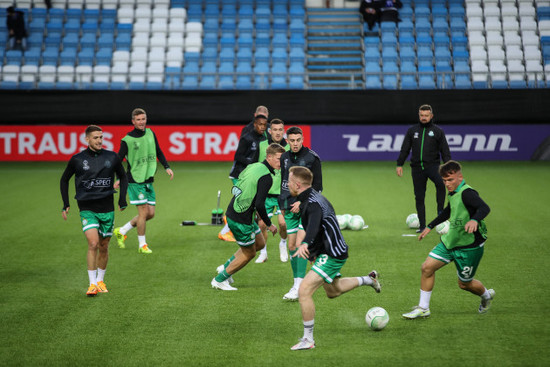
top-left (223, 255), bottom-right (235, 269)
top-left (296, 256), bottom-right (308, 278)
top-left (215, 270), bottom-right (230, 282)
top-left (289, 249), bottom-right (298, 277)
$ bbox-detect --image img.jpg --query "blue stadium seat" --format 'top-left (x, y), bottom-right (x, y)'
top-left (42, 48), bottom-right (59, 65)
top-left (6, 50), bottom-right (23, 64)
top-left (366, 75), bottom-right (382, 88)
top-left (400, 60), bottom-right (416, 73)
top-left (236, 62), bottom-right (252, 73)
top-left (382, 75), bottom-right (398, 89)
top-left (418, 75), bottom-right (436, 89)
top-left (24, 48), bottom-right (41, 66)
top-left (199, 76), bottom-right (216, 89)
top-left (288, 75), bottom-right (304, 89)
top-left (454, 75), bottom-right (471, 89)
top-left (182, 75), bottom-right (199, 89)
top-left (218, 75), bottom-right (234, 89)
top-left (201, 61), bottom-right (217, 74)
top-left (183, 61), bottom-right (199, 75)
top-left (401, 75), bottom-right (418, 89)
top-left (95, 48), bottom-right (113, 65)
top-left (218, 61), bottom-right (234, 73)
top-left (59, 48), bottom-right (77, 65)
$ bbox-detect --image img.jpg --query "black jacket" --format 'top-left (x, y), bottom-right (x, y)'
top-left (279, 146), bottom-right (322, 210)
top-left (396, 121), bottom-right (451, 169)
top-left (229, 129), bottom-right (267, 179)
top-left (298, 187), bottom-right (348, 261)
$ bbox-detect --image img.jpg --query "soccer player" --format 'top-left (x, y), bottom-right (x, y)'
top-left (279, 127), bottom-right (323, 301)
top-left (60, 125), bottom-right (128, 296)
top-left (255, 118), bottom-right (290, 263)
top-left (218, 112), bottom-right (269, 242)
top-left (402, 160), bottom-right (494, 319)
top-left (113, 108), bottom-right (174, 254)
top-left (396, 104), bottom-right (451, 232)
top-left (212, 143), bottom-right (286, 291)
top-left (288, 167), bottom-right (380, 350)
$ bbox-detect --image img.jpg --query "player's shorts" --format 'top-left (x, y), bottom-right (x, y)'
top-left (284, 211), bottom-right (301, 234)
top-left (80, 210), bottom-right (114, 237)
top-left (311, 254), bottom-right (347, 284)
top-left (227, 217), bottom-right (261, 247)
top-left (429, 242), bottom-right (485, 282)
top-left (265, 197), bottom-right (281, 218)
top-left (128, 183), bottom-right (156, 206)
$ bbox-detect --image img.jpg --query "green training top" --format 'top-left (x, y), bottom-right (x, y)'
top-left (258, 139), bottom-right (289, 195)
top-left (232, 162), bottom-right (272, 214)
top-left (122, 128), bottom-right (157, 183)
top-left (441, 182), bottom-right (487, 249)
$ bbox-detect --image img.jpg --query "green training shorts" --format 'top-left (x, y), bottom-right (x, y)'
top-left (429, 242), bottom-right (485, 282)
top-left (128, 183), bottom-right (156, 206)
top-left (284, 211), bottom-right (301, 234)
top-left (311, 253), bottom-right (347, 284)
top-left (227, 216), bottom-right (261, 247)
top-left (80, 210), bottom-right (114, 237)
top-left (264, 197), bottom-right (281, 218)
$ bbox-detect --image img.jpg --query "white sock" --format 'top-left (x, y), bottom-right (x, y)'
top-left (97, 268), bottom-right (106, 282)
top-left (220, 223), bottom-right (231, 235)
top-left (260, 246), bottom-right (267, 255)
top-left (294, 277), bottom-right (303, 289)
top-left (120, 221), bottom-right (134, 235)
top-left (419, 289), bottom-right (432, 310)
top-left (138, 235), bottom-right (147, 247)
top-left (359, 275), bottom-right (374, 286)
top-left (303, 320), bottom-right (314, 341)
top-left (88, 270), bottom-right (97, 285)
top-left (279, 238), bottom-right (287, 246)
top-left (481, 288), bottom-right (491, 299)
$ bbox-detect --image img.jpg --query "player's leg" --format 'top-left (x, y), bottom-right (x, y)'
top-left (277, 212), bottom-right (288, 262)
top-left (403, 244), bottom-right (448, 318)
top-left (454, 245), bottom-right (495, 313)
top-left (284, 212), bottom-right (306, 300)
top-left (411, 168), bottom-right (429, 231)
top-left (426, 165), bottom-right (446, 214)
top-left (135, 204), bottom-right (153, 253)
top-left (291, 270), bottom-right (323, 350)
top-left (81, 213), bottom-right (101, 296)
top-left (114, 183), bottom-right (142, 248)
top-left (95, 212), bottom-right (114, 293)
top-left (218, 179), bottom-right (237, 242)
top-left (212, 219), bottom-right (261, 290)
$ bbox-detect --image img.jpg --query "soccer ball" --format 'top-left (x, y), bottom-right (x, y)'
top-left (337, 215), bottom-right (348, 230)
top-left (340, 214), bottom-right (352, 229)
top-left (365, 307), bottom-right (389, 331)
top-left (406, 213), bottom-right (420, 229)
top-left (348, 215), bottom-right (365, 231)
top-left (435, 220), bottom-right (450, 234)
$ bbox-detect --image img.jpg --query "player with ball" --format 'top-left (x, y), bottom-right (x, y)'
top-left (288, 166), bottom-right (381, 350)
top-left (403, 160), bottom-right (495, 319)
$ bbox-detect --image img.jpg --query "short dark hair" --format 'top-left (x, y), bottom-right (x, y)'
top-left (419, 104), bottom-right (433, 113)
top-left (290, 166), bottom-right (313, 185)
top-left (266, 143), bottom-right (286, 156)
top-left (440, 160), bottom-right (462, 177)
top-left (132, 108), bottom-right (146, 119)
top-left (286, 126), bottom-right (303, 136)
top-left (85, 125), bottom-right (102, 136)
top-left (270, 118), bottom-right (284, 126)
top-left (7, 6), bottom-right (14, 13)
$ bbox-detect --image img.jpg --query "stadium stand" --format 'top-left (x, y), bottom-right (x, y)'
top-left (0, 0), bottom-right (548, 90)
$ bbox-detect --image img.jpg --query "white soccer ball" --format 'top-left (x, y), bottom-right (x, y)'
top-left (348, 215), bottom-right (365, 231)
top-left (365, 307), bottom-right (389, 331)
top-left (340, 214), bottom-right (352, 229)
top-left (337, 215), bottom-right (348, 229)
top-left (406, 213), bottom-right (420, 229)
top-left (435, 220), bottom-right (450, 234)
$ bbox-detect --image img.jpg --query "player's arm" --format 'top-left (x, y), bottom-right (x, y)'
top-left (296, 203), bottom-right (322, 259)
top-left (60, 158), bottom-right (76, 220)
top-left (115, 158), bottom-right (128, 211)
top-left (233, 136), bottom-right (253, 166)
top-left (396, 128), bottom-right (413, 169)
top-left (427, 205), bottom-right (450, 230)
top-left (255, 175), bottom-right (275, 233)
top-left (311, 157), bottom-right (323, 192)
top-left (462, 189), bottom-right (491, 233)
top-left (439, 129), bottom-right (452, 163)
top-left (152, 131), bottom-right (174, 180)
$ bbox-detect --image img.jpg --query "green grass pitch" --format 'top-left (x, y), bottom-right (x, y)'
top-left (1, 161), bottom-right (549, 366)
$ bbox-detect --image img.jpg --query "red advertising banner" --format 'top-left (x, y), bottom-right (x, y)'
top-left (0, 125), bottom-right (311, 162)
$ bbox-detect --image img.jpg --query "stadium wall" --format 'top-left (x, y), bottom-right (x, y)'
top-left (3, 89), bottom-right (550, 125)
